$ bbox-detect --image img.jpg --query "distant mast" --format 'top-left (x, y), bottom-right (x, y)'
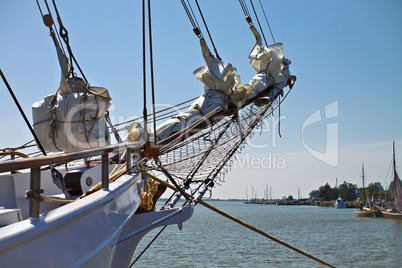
top-left (361, 163), bottom-right (366, 202)
top-left (393, 141), bottom-right (396, 176)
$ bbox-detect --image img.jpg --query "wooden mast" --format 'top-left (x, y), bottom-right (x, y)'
top-left (393, 141), bottom-right (396, 178)
top-left (362, 163), bottom-right (365, 202)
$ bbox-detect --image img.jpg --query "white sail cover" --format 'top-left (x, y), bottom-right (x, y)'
top-left (154, 27), bottom-right (295, 142)
top-left (155, 38), bottom-right (236, 142)
top-left (32, 30), bottom-right (111, 152)
top-left (246, 26), bottom-right (293, 101)
top-left (32, 84), bottom-right (111, 152)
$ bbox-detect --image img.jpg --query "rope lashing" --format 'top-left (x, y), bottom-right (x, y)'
top-left (140, 171), bottom-right (337, 268)
top-left (25, 189), bottom-right (45, 203)
top-left (25, 189), bottom-right (74, 204)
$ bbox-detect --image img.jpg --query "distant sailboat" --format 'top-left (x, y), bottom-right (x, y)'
top-left (355, 163), bottom-right (382, 217)
top-left (382, 142), bottom-right (402, 219)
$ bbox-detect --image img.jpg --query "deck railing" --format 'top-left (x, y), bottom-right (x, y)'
top-left (0, 142), bottom-right (141, 218)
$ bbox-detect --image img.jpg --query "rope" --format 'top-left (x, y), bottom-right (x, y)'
top-left (141, 171), bottom-right (337, 268)
top-left (37, 0), bottom-right (88, 82)
top-left (142, 0), bottom-right (148, 129)
top-left (180, 0), bottom-right (202, 37)
top-left (147, 0), bottom-right (157, 142)
top-left (194, 0), bottom-right (221, 60)
top-left (129, 226), bottom-right (167, 267)
top-left (258, 0), bottom-right (275, 43)
top-left (249, 0), bottom-right (268, 46)
top-left (25, 189), bottom-right (73, 204)
top-left (238, 0), bottom-right (251, 19)
top-left (0, 140), bottom-right (35, 160)
top-left (113, 96), bottom-right (198, 131)
top-left (0, 69), bottom-right (47, 156)
top-left (155, 158), bottom-right (191, 203)
top-left (278, 95), bottom-right (282, 137)
top-left (40, 0), bottom-right (68, 58)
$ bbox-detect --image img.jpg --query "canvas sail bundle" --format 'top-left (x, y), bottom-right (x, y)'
top-left (155, 38), bottom-right (236, 142)
top-left (155, 30), bottom-right (295, 142)
top-left (32, 81), bottom-right (111, 152)
top-left (247, 26), bottom-right (293, 101)
top-left (32, 30), bottom-right (111, 152)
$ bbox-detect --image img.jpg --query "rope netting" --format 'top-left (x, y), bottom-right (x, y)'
top-left (144, 91), bottom-right (282, 190)
top-left (0, 86), bottom-right (284, 189)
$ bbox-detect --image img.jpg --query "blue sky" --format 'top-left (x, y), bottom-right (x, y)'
top-left (1, 0), bottom-right (401, 199)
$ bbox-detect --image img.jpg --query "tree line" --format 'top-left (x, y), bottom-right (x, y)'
top-left (309, 181), bottom-right (396, 201)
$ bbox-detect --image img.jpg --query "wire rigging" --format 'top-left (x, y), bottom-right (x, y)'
top-left (180, 0), bottom-right (202, 37)
top-left (194, 0), bottom-right (221, 60)
top-left (258, 0), bottom-right (275, 43)
top-left (36, 0), bottom-right (88, 82)
top-left (147, 0), bottom-right (157, 141)
top-left (249, 0), bottom-right (268, 46)
top-left (142, 0), bottom-right (148, 129)
top-left (238, 0), bottom-right (251, 19)
top-left (0, 69), bottom-right (47, 156)
top-left (140, 0), bottom-right (158, 141)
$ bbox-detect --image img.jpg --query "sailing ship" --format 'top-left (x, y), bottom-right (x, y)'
top-left (0, 1), bottom-right (296, 267)
top-left (381, 142), bottom-right (402, 219)
top-left (355, 163), bottom-right (382, 217)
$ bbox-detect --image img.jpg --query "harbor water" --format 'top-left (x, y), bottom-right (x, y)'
top-left (133, 201), bottom-right (401, 267)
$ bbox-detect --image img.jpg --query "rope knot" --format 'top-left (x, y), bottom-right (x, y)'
top-left (49, 118), bottom-right (57, 130)
top-left (25, 189), bottom-right (45, 202)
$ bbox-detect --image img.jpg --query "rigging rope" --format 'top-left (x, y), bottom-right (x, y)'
top-left (51, 0), bottom-right (88, 82)
top-left (142, 0), bottom-right (148, 129)
top-left (258, 0), bottom-right (275, 43)
top-left (147, 0), bottom-right (157, 142)
top-left (113, 96), bottom-right (198, 131)
top-left (249, 0), bottom-right (268, 46)
top-left (180, 0), bottom-right (202, 37)
top-left (194, 0), bottom-right (221, 60)
top-left (36, 0), bottom-right (88, 82)
top-left (0, 69), bottom-right (47, 156)
top-left (238, 0), bottom-right (251, 20)
top-left (36, 0), bottom-right (68, 60)
top-left (129, 226), bottom-right (168, 267)
top-left (141, 171), bottom-right (337, 268)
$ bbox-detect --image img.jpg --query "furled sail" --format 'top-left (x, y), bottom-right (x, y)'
top-left (155, 38), bottom-right (236, 142)
top-left (246, 26), bottom-right (295, 103)
top-left (154, 26), bottom-right (295, 143)
top-left (394, 169), bottom-right (402, 210)
top-left (32, 28), bottom-right (111, 152)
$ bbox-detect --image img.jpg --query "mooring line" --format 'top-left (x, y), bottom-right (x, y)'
top-left (140, 170), bottom-right (337, 268)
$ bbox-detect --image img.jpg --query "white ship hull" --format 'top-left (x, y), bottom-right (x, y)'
top-left (0, 171), bottom-right (193, 267)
